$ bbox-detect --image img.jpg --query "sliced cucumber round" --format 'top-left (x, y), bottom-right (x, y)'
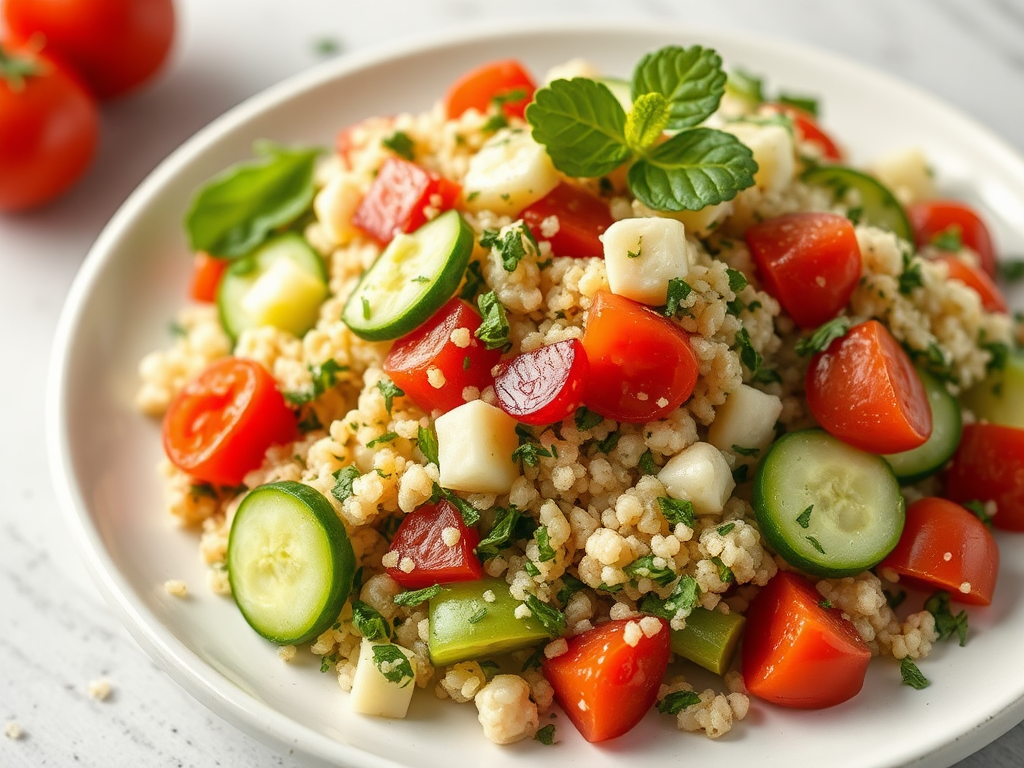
top-left (217, 233), bottom-right (328, 341)
top-left (227, 481), bottom-right (355, 645)
top-left (802, 165), bottom-right (913, 242)
top-left (884, 367), bottom-right (962, 483)
top-left (341, 209), bottom-right (474, 341)
top-left (753, 429), bottom-right (905, 577)
top-left (961, 348), bottom-right (1024, 429)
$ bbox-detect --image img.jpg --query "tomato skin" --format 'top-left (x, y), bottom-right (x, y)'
top-left (763, 103), bottom-right (843, 161)
top-left (581, 291), bottom-right (699, 423)
top-left (383, 500), bottom-right (483, 589)
top-left (945, 423), bottom-right (1024, 531)
top-left (3, 0), bottom-right (175, 99)
top-left (742, 571), bottom-right (870, 709)
top-left (806, 320), bottom-right (932, 454)
top-left (384, 298), bottom-right (501, 414)
top-left (351, 157), bottom-right (461, 244)
top-left (189, 252), bottom-right (228, 303)
top-left (543, 618), bottom-right (670, 742)
top-left (162, 358), bottom-right (297, 486)
top-left (745, 211), bottom-right (862, 329)
top-left (907, 200), bottom-right (997, 279)
top-left (931, 254), bottom-right (1007, 314)
top-left (520, 183), bottom-right (614, 258)
top-left (0, 47), bottom-right (99, 211)
top-left (493, 339), bottom-right (589, 426)
top-left (444, 59), bottom-right (535, 120)
top-left (879, 497), bottom-right (998, 606)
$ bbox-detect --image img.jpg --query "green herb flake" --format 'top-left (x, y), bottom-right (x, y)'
top-left (624, 555), bottom-right (676, 587)
top-left (458, 260), bottom-right (486, 301)
top-left (512, 442), bottom-right (554, 467)
top-left (411, 275), bottom-right (430, 283)
top-left (663, 277), bottom-right (693, 317)
top-left (657, 497), bottom-right (696, 527)
top-left (732, 464), bottom-right (750, 484)
top-left (998, 257), bottom-right (1024, 282)
top-left (731, 444), bottom-right (759, 458)
top-left (638, 448), bottom-right (658, 475)
top-left (884, 588), bottom-right (907, 610)
top-left (534, 724), bottom-right (557, 745)
top-left (475, 291), bottom-right (512, 350)
top-left (796, 505), bottom-right (813, 529)
top-left (963, 500), bottom-right (993, 529)
top-left (462, 355), bottom-right (471, 370)
top-left (371, 644), bottom-right (415, 687)
top-left (795, 316), bottom-right (852, 356)
top-left (393, 584), bottom-right (442, 607)
top-left (417, 425), bottom-right (440, 466)
top-left (726, 68), bottom-right (764, 105)
top-left (778, 93), bottom-right (819, 117)
top-left (639, 574), bottom-right (700, 620)
top-left (331, 465), bottom-right (361, 504)
top-left (366, 431), bottom-right (399, 448)
top-left (925, 591), bottom-right (969, 647)
top-left (361, 297), bottom-right (371, 320)
top-left (382, 130), bottom-right (416, 161)
top-left (899, 254), bottom-right (925, 296)
top-left (189, 483), bottom-right (217, 500)
top-left (805, 536), bottom-right (826, 555)
top-left (535, 526), bottom-right (557, 562)
top-left (711, 556), bottom-right (734, 583)
top-left (930, 226), bottom-right (963, 252)
top-left (351, 600), bottom-right (391, 641)
top-left (657, 690), bottom-right (702, 715)
top-left (480, 223), bottom-right (538, 272)
top-left (726, 268), bottom-right (748, 293)
top-left (524, 595), bottom-right (567, 637)
top-left (520, 647), bottom-right (544, 672)
top-left (574, 406), bottom-right (604, 431)
top-left (818, 599), bottom-right (833, 610)
top-left (524, 561), bottom-right (541, 577)
top-left (627, 236), bottom-right (644, 259)
top-left (430, 483), bottom-right (481, 526)
top-left (476, 505), bottom-right (522, 560)
top-left (556, 573), bottom-right (587, 606)
top-left (734, 327), bottom-right (763, 377)
top-left (717, 523), bottom-right (735, 536)
top-left (595, 430), bottom-right (621, 454)
top-left (376, 378), bottom-right (405, 415)
top-left (478, 659), bottom-right (501, 679)
top-left (286, 359), bottom-right (348, 406)
top-left (467, 607), bottom-right (488, 624)
top-left (900, 657), bottom-right (930, 690)
top-left (169, 320), bottom-right (187, 338)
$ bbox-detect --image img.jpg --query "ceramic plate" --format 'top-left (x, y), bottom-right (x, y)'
top-left (49, 21), bottom-right (1024, 768)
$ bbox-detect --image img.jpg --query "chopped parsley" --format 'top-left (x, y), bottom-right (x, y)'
top-left (726, 267), bottom-right (748, 293)
top-left (711, 556), bottom-right (734, 583)
top-left (900, 657), bottom-right (930, 690)
top-left (476, 505), bottom-right (523, 560)
top-left (898, 253), bottom-right (924, 296)
top-left (998, 257), bottom-right (1024, 282)
top-left (376, 377), bottom-right (404, 415)
top-left (638, 448), bottom-right (658, 475)
top-left (351, 600), bottom-right (391, 641)
top-left (663, 277), bottom-right (693, 317)
top-left (371, 644), bottom-right (415, 687)
top-left (795, 316), bottom-right (851, 356)
top-left (393, 584), bottom-right (442, 607)
top-left (512, 442), bottom-right (554, 467)
top-left (594, 430), bottom-right (621, 454)
top-left (331, 465), bottom-right (361, 504)
top-left (535, 526), bottom-right (557, 562)
top-left (627, 237), bottom-right (643, 258)
top-left (657, 496), bottom-right (696, 527)
top-left (925, 590), bottom-right (969, 647)
top-left (717, 523), bottom-right (735, 536)
top-left (963, 500), bottom-right (993, 529)
top-left (382, 130), bottom-right (415, 160)
top-left (805, 535), bottom-right (826, 555)
top-left (796, 505), bottom-right (813, 529)
top-left (818, 599), bottom-right (833, 609)
top-left (417, 425), bottom-right (440, 466)
top-left (657, 690), bottom-right (702, 715)
top-left (534, 724), bottom-right (557, 745)
top-left (930, 226), bottom-right (963, 252)
top-left (475, 291), bottom-right (512, 350)
top-left (731, 444), bottom-right (759, 457)
top-left (467, 607), bottom-right (488, 624)
top-left (429, 483), bottom-right (480, 526)
top-left (574, 406), bottom-right (604, 431)
top-left (366, 431), bottom-right (399, 448)
top-left (524, 595), bottom-right (566, 637)
top-left (556, 573), bottom-right (587, 606)
top-left (639, 574), bottom-right (700, 620)
top-left (285, 359), bottom-right (348, 405)
top-left (480, 223), bottom-right (538, 272)
top-left (458, 260), bottom-right (486, 301)
top-left (624, 555), bottom-right (676, 587)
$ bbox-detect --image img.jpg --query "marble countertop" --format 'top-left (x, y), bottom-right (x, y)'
top-left (2, 0), bottom-right (1022, 766)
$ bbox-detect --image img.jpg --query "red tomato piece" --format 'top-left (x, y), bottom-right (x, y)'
top-left (351, 157), bottom-right (461, 244)
top-left (806, 320), bottom-right (932, 454)
top-left (520, 183), bottom-right (614, 258)
top-left (162, 358), bottom-right (297, 486)
top-left (444, 59), bottom-right (536, 120)
top-left (945, 422), bottom-right (1024, 531)
top-left (189, 252), bottom-right (228, 303)
top-left (383, 499), bottom-right (483, 589)
top-left (931, 254), bottom-right (1007, 314)
top-left (907, 200), bottom-right (998, 279)
top-left (581, 291), bottom-right (699, 423)
top-left (745, 211), bottom-right (862, 329)
top-left (384, 298), bottom-right (501, 414)
top-left (543, 617), bottom-right (670, 742)
top-left (764, 103), bottom-right (843, 161)
top-left (494, 339), bottom-right (589, 425)
top-left (742, 570), bottom-right (870, 709)
top-left (879, 497), bottom-right (998, 606)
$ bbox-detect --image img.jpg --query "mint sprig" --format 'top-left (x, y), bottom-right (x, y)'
top-left (632, 46), bottom-right (727, 130)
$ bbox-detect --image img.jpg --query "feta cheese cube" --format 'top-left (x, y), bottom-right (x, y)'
top-left (601, 217), bottom-right (697, 305)
top-left (708, 384), bottom-right (783, 456)
top-left (462, 129), bottom-right (560, 217)
top-left (869, 148), bottom-right (935, 206)
top-left (658, 441), bottom-right (735, 515)
top-left (436, 400), bottom-right (520, 494)
top-left (350, 638), bottom-right (417, 719)
top-left (721, 121), bottom-right (795, 193)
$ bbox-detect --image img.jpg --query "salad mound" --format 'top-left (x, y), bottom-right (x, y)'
top-left (136, 45), bottom-right (1023, 746)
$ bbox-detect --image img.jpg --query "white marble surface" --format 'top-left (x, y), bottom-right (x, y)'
top-left (2, 0), bottom-right (1023, 766)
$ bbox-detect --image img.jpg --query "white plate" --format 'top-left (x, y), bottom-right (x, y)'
top-left (49, 21), bottom-right (1024, 768)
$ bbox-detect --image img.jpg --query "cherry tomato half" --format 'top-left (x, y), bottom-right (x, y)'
top-left (444, 59), bottom-right (536, 120)
top-left (521, 183), bottom-right (614, 258)
top-left (494, 338), bottom-right (589, 425)
top-left (189, 252), bottom-right (228, 303)
top-left (162, 358), bottom-right (297, 486)
top-left (907, 200), bottom-right (998, 279)
top-left (383, 499), bottom-right (482, 589)
top-left (945, 422), bottom-right (1024, 531)
top-left (764, 103), bottom-right (843, 161)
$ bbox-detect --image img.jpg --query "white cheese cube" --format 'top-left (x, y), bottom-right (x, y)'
top-left (708, 384), bottom-right (783, 456)
top-left (313, 172), bottom-right (365, 246)
top-left (240, 258), bottom-right (326, 335)
top-left (436, 400), bottom-right (520, 494)
top-left (868, 148), bottom-right (935, 206)
top-left (350, 638), bottom-right (417, 719)
top-left (658, 442), bottom-right (735, 516)
top-left (601, 217), bottom-right (697, 306)
top-left (721, 121), bottom-right (795, 193)
top-left (462, 129), bottom-right (560, 217)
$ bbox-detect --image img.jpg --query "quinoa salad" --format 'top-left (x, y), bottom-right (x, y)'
top-left (135, 45), bottom-right (1024, 746)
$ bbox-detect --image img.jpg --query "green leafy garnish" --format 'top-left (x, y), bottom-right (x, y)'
top-left (417, 425), bottom-right (440, 466)
top-left (999, 257), bottom-right (1024, 282)
top-left (331, 465), bottom-right (361, 504)
top-left (778, 93), bottom-right (819, 117)
top-left (574, 406), bottom-right (604, 431)
top-left (711, 556), bottom-right (734, 583)
top-left (393, 584), bottom-right (442, 607)
top-left (512, 442), bottom-right (554, 467)
top-left (663, 277), bottom-right (693, 317)
top-left (795, 316), bottom-right (852, 356)
top-left (286, 359), bottom-right (348, 405)
top-left (963, 500), bottom-right (993, 529)
top-left (556, 573), bottom-right (587, 606)
top-left (524, 595), bottom-right (566, 637)
top-left (930, 226), bottom-right (963, 252)
top-left (481, 223), bottom-right (539, 272)
top-left (900, 657), bottom-right (930, 690)
top-left (371, 644), bottom-right (415, 687)
top-left (639, 574), bottom-right (700, 620)
top-left (475, 291), bottom-right (511, 350)
top-left (898, 253), bottom-right (924, 296)
top-left (534, 724), bottom-right (557, 745)
top-left (624, 555), bottom-right (676, 587)
top-left (925, 591), bottom-right (969, 647)
top-left (657, 496), bottom-right (696, 527)
top-left (638, 448), bottom-right (658, 475)
top-left (351, 600), bottom-right (391, 641)
top-left (717, 523), bottom-right (735, 536)
top-left (476, 505), bottom-right (522, 560)
top-left (382, 130), bottom-right (415, 160)
top-left (731, 444), bottom-right (759, 457)
top-left (376, 378), bottom-right (405, 415)
top-left (366, 431), bottom-right (399, 448)
top-left (657, 690), bottom-right (702, 715)
top-left (535, 526), bottom-right (557, 562)
top-left (594, 430), bottom-right (621, 454)
top-left (805, 536), bottom-right (826, 555)
top-left (796, 505), bottom-right (813, 529)
top-left (726, 268), bottom-right (748, 293)
top-left (429, 483), bottom-right (481, 527)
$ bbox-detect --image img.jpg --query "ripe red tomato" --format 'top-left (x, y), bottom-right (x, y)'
top-left (745, 211), bottom-right (862, 329)
top-left (351, 157), bottom-right (461, 244)
top-left (945, 422), bottom-right (1024, 531)
top-left (0, 45), bottom-right (99, 211)
top-left (581, 291), bottom-right (699, 423)
top-left (162, 358), bottom-right (296, 486)
top-left (543, 617), bottom-right (670, 742)
top-left (521, 183), bottom-right (614, 258)
top-left (384, 298), bottom-right (501, 414)
top-left (907, 200), bottom-right (997, 279)
top-left (383, 499), bottom-right (482, 589)
top-left (742, 571), bottom-right (870, 708)
top-left (931, 254), bottom-right (1007, 314)
top-left (3, 0), bottom-right (175, 100)
top-left (444, 59), bottom-right (536, 120)
top-left (879, 497), bottom-right (998, 606)
top-left (806, 320), bottom-right (932, 454)
top-left (493, 339), bottom-right (589, 425)
top-left (189, 252), bottom-right (228, 303)
top-left (764, 103), bottom-right (843, 161)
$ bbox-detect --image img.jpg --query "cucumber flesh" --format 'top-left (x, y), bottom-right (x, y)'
top-left (961, 349), bottom-right (1024, 429)
top-left (227, 481), bottom-right (355, 645)
top-left (670, 607), bottom-right (745, 675)
top-left (753, 429), bottom-right (905, 577)
top-left (884, 368), bottom-right (962, 483)
top-left (802, 165), bottom-right (913, 242)
top-left (342, 209), bottom-right (473, 341)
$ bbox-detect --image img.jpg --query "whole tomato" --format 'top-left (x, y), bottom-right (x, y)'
top-left (0, 44), bottom-right (99, 211)
top-left (3, 0), bottom-right (175, 99)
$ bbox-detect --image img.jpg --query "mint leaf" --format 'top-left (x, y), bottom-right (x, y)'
top-left (481, 223), bottom-right (538, 272)
top-left (625, 92), bottom-right (670, 152)
top-left (628, 128), bottom-right (757, 212)
top-left (632, 45), bottom-right (726, 130)
top-left (526, 78), bottom-right (631, 178)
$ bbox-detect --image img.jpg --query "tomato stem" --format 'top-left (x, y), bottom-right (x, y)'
top-left (0, 44), bottom-right (43, 92)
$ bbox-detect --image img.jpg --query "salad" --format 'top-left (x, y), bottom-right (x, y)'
top-left (135, 45), bottom-right (1024, 746)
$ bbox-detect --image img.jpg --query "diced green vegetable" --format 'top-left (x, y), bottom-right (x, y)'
top-left (668, 607), bottom-right (745, 675)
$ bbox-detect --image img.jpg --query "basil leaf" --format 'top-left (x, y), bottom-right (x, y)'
top-left (632, 45), bottom-right (727, 130)
top-left (625, 93), bottom-right (670, 152)
top-left (185, 142), bottom-right (321, 258)
top-left (526, 78), bottom-right (632, 178)
top-left (628, 128), bottom-right (757, 212)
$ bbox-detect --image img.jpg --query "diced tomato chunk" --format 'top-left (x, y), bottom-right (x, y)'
top-left (521, 183), bottom-right (614, 258)
top-left (494, 339), bottom-right (589, 425)
top-left (352, 157), bottom-right (461, 244)
top-left (543, 617), bottom-right (670, 742)
top-left (907, 200), bottom-right (998, 278)
top-left (945, 422), bottom-right (1024, 531)
top-left (444, 59), bottom-right (536, 120)
top-left (384, 499), bottom-right (482, 589)
top-left (189, 251), bottom-right (228, 303)
top-left (745, 211), bottom-right (862, 329)
top-left (805, 320), bottom-right (932, 454)
top-left (931, 254), bottom-right (1007, 314)
top-left (764, 103), bottom-right (843, 161)
top-left (384, 298), bottom-right (501, 414)
top-left (581, 291), bottom-right (699, 423)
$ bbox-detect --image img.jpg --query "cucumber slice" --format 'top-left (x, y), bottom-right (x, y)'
top-left (217, 233), bottom-right (328, 341)
top-left (961, 349), bottom-right (1024, 429)
top-left (884, 368), bottom-right (962, 483)
top-left (342, 209), bottom-right (473, 341)
top-left (802, 165), bottom-right (913, 242)
top-left (227, 481), bottom-right (355, 645)
top-left (753, 429), bottom-right (905, 577)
